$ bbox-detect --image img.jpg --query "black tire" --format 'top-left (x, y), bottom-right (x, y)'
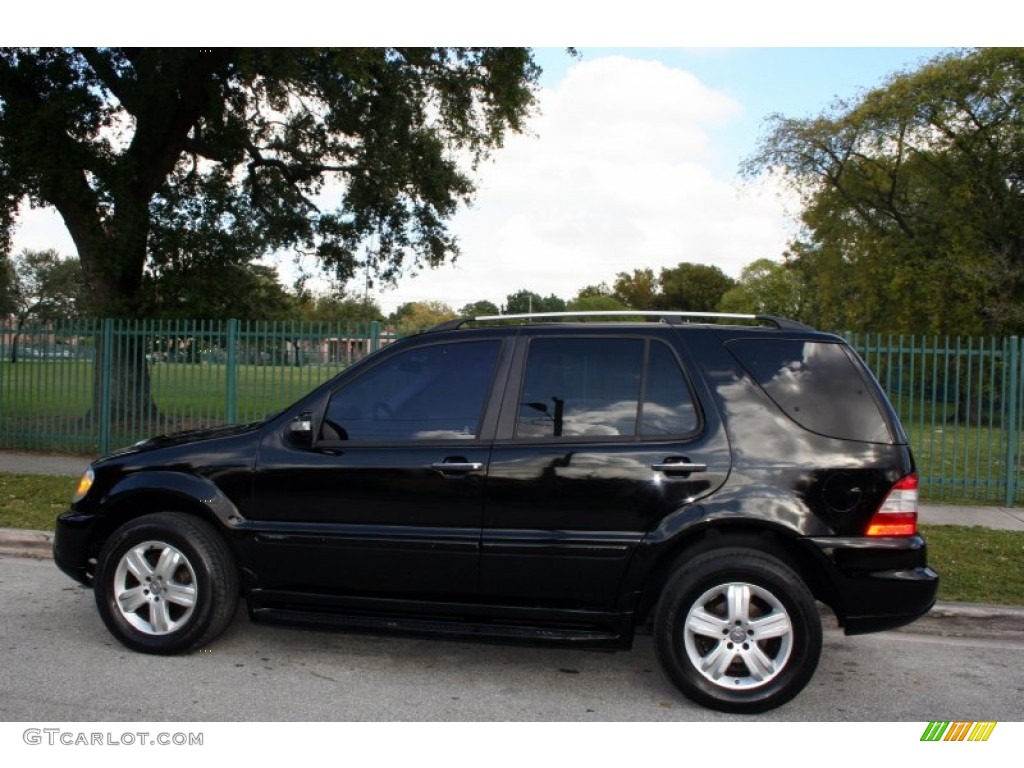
top-left (94, 512), bottom-right (239, 654)
top-left (653, 547), bottom-right (822, 713)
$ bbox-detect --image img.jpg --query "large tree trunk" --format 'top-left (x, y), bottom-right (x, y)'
top-left (74, 216), bottom-right (165, 445)
top-left (89, 325), bottom-right (163, 438)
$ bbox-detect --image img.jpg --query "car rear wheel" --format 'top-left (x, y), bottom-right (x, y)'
top-left (654, 547), bottom-right (822, 713)
top-left (94, 512), bottom-right (239, 654)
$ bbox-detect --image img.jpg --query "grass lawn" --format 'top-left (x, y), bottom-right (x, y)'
top-left (0, 360), bottom-right (341, 452)
top-left (918, 524), bottom-right (1024, 606)
top-left (0, 473), bottom-right (76, 530)
top-left (2, 471), bottom-right (1020, 607)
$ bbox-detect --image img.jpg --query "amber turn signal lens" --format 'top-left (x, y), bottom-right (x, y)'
top-left (72, 469), bottom-right (94, 502)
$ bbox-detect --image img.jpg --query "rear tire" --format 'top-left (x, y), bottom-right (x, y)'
top-left (94, 512), bottom-right (239, 654)
top-left (654, 547), bottom-right (822, 713)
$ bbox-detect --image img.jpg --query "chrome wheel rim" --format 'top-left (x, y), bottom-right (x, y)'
top-left (112, 541), bottom-right (198, 635)
top-left (683, 582), bottom-right (793, 690)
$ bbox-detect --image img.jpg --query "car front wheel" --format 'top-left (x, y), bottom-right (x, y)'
top-left (654, 547), bottom-right (822, 713)
top-left (94, 512), bottom-right (239, 654)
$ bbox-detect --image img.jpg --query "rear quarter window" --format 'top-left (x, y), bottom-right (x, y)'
top-left (726, 338), bottom-right (894, 444)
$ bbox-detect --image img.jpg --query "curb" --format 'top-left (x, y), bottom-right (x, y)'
top-left (2, 527), bottom-right (1022, 622)
top-left (0, 528), bottom-right (54, 559)
top-left (924, 600), bottom-right (1024, 620)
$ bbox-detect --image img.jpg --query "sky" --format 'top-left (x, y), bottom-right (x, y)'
top-left (1, 10), bottom-right (974, 315)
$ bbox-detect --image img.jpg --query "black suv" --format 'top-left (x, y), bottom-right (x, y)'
top-left (54, 312), bottom-right (937, 713)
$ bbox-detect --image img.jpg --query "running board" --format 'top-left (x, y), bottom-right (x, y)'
top-left (250, 607), bottom-right (628, 648)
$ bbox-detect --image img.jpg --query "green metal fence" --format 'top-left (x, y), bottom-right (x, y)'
top-left (0, 318), bottom-right (400, 455)
top-left (846, 333), bottom-right (1023, 506)
top-left (2, 320), bottom-right (1023, 505)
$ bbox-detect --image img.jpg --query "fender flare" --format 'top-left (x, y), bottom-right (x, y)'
top-left (97, 470), bottom-right (245, 530)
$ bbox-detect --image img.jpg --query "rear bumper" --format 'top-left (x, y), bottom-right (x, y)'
top-left (53, 509), bottom-right (99, 586)
top-left (802, 534), bottom-right (939, 635)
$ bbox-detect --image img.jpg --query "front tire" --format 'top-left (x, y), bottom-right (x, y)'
top-left (94, 512), bottom-right (239, 654)
top-left (654, 547), bottom-right (822, 713)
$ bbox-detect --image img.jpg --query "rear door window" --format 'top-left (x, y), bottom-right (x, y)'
top-left (726, 339), bottom-right (893, 444)
top-left (515, 337), bottom-right (699, 439)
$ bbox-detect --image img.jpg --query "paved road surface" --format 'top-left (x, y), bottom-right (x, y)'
top-left (2, 556), bottom-right (1021, 722)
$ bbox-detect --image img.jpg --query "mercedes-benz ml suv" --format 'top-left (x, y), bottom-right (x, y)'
top-left (54, 312), bottom-right (938, 713)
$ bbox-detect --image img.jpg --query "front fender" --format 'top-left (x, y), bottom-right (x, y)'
top-left (97, 471), bottom-right (245, 529)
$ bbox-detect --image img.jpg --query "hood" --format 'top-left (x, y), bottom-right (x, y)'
top-left (100, 421), bottom-right (266, 460)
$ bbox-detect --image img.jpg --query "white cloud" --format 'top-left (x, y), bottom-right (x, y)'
top-left (369, 55), bottom-right (797, 313)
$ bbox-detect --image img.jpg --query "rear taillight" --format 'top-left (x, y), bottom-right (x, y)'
top-left (865, 474), bottom-right (919, 536)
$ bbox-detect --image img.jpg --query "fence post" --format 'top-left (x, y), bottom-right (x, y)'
top-left (1006, 337), bottom-right (1021, 507)
top-left (99, 318), bottom-right (114, 454)
top-left (369, 320), bottom-right (381, 353)
top-left (225, 318), bottom-right (238, 424)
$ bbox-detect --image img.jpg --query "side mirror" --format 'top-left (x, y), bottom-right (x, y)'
top-left (287, 412), bottom-right (314, 447)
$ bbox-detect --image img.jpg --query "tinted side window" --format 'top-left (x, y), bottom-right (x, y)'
top-left (514, 338), bottom-right (700, 439)
top-left (640, 342), bottom-right (699, 436)
top-left (727, 339), bottom-right (893, 444)
top-left (324, 340), bottom-right (500, 441)
top-left (516, 338), bottom-right (643, 438)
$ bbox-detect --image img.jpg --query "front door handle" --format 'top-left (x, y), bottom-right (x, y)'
top-left (431, 459), bottom-right (484, 474)
top-left (651, 458), bottom-right (707, 474)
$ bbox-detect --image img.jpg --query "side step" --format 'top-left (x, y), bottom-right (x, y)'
top-left (250, 607), bottom-right (628, 648)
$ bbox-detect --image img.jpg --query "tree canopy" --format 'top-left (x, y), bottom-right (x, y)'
top-left (612, 268), bottom-right (659, 309)
top-left (458, 299), bottom-right (500, 317)
top-left (504, 289), bottom-right (567, 314)
top-left (393, 300), bottom-right (457, 329)
top-left (3, 248), bottom-right (84, 324)
top-left (1, 248), bottom-right (85, 362)
top-left (744, 47), bottom-right (1024, 335)
top-left (657, 262), bottom-right (736, 312)
top-left (0, 47), bottom-right (540, 420)
top-left (0, 48), bottom-right (540, 318)
top-left (718, 258), bottom-right (804, 317)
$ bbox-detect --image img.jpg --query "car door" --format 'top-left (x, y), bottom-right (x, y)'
top-left (481, 331), bottom-right (730, 608)
top-left (247, 335), bottom-right (509, 599)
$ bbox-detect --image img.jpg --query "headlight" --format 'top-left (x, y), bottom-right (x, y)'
top-left (72, 468), bottom-right (95, 502)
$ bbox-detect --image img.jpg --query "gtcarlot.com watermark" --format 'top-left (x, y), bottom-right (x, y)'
top-left (23, 728), bottom-right (202, 747)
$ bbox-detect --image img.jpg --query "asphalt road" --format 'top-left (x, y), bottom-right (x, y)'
top-left (2, 555), bottom-right (1022, 722)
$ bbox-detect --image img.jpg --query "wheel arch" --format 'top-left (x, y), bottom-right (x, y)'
top-left (633, 521), bottom-right (840, 627)
top-left (87, 472), bottom-right (243, 565)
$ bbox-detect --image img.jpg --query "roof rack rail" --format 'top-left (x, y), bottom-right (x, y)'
top-left (428, 311), bottom-right (812, 332)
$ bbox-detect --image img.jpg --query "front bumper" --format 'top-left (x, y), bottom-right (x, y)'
top-left (53, 509), bottom-right (99, 586)
top-left (802, 534), bottom-right (939, 634)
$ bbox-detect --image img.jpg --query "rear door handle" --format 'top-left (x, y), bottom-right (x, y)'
top-left (651, 459), bottom-right (707, 473)
top-left (431, 460), bottom-right (484, 473)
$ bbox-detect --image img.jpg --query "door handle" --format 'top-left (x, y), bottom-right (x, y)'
top-left (651, 459), bottom-right (707, 474)
top-left (431, 460), bottom-right (484, 473)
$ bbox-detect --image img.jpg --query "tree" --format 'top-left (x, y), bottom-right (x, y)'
top-left (503, 289), bottom-right (566, 314)
top-left (567, 284), bottom-right (627, 314)
top-left (3, 248), bottom-right (85, 361)
top-left (0, 251), bottom-right (16, 317)
top-left (567, 294), bottom-right (628, 314)
top-left (0, 47), bottom-right (539, 420)
top-left (458, 299), bottom-right (500, 317)
top-left (393, 300), bottom-right (457, 330)
top-left (718, 258), bottom-right (804, 318)
top-left (573, 283), bottom-right (613, 300)
top-left (657, 262), bottom-right (736, 312)
top-left (301, 294), bottom-right (384, 323)
top-left (613, 268), bottom-right (659, 309)
top-left (743, 48), bottom-right (1024, 335)
top-left (141, 262), bottom-right (298, 320)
